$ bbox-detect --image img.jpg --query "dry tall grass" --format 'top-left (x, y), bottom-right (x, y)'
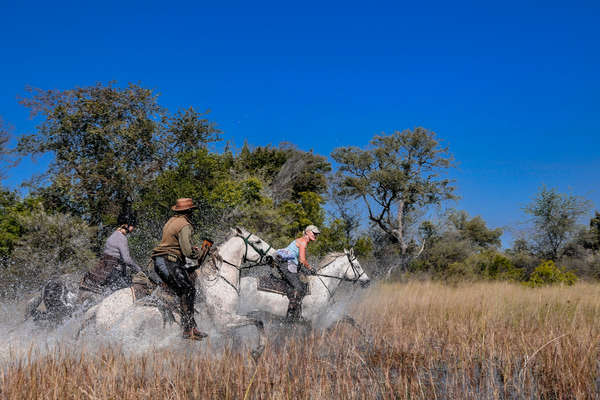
top-left (2, 281), bottom-right (600, 399)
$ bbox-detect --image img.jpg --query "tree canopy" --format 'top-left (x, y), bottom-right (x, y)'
top-left (523, 186), bottom-right (591, 260)
top-left (332, 128), bottom-right (456, 276)
top-left (17, 83), bottom-right (221, 227)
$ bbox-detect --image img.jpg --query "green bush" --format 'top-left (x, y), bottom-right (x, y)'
top-left (443, 250), bottom-right (524, 282)
top-left (527, 260), bottom-right (577, 287)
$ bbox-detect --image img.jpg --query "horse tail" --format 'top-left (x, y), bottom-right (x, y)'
top-left (41, 277), bottom-right (74, 322)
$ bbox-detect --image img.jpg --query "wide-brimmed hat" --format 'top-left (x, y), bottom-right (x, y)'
top-left (172, 198), bottom-right (198, 211)
top-left (305, 225), bottom-right (321, 234)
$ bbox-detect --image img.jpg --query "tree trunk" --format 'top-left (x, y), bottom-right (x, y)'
top-left (386, 199), bottom-right (409, 279)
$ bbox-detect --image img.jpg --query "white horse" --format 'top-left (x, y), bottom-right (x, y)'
top-left (79, 227), bottom-right (275, 357)
top-left (240, 248), bottom-right (370, 325)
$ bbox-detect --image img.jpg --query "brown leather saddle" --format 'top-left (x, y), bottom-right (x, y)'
top-left (257, 274), bottom-right (310, 296)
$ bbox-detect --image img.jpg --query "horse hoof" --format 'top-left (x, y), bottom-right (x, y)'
top-left (251, 345), bottom-right (265, 361)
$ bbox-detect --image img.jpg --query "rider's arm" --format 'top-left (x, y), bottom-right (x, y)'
top-left (296, 238), bottom-right (312, 270)
top-left (118, 235), bottom-right (142, 273)
top-left (178, 225), bottom-right (198, 259)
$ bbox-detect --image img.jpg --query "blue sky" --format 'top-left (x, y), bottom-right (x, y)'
top-left (1, 1), bottom-right (599, 245)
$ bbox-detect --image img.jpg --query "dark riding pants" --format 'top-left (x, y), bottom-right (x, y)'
top-left (153, 256), bottom-right (197, 331)
top-left (277, 262), bottom-right (306, 299)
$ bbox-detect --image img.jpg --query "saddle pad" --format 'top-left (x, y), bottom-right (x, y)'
top-left (257, 275), bottom-right (310, 296)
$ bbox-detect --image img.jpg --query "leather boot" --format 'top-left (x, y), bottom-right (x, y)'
top-left (292, 300), bottom-right (304, 322)
top-left (285, 297), bottom-right (298, 323)
top-left (182, 327), bottom-right (208, 340)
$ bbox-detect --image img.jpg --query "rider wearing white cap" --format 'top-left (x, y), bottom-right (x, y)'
top-left (274, 225), bottom-right (320, 322)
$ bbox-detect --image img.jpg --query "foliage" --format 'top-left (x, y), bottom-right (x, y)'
top-left (332, 128), bottom-right (456, 277)
top-left (579, 211), bottom-right (600, 252)
top-left (269, 145), bottom-right (331, 202)
top-left (447, 210), bottom-right (502, 248)
top-left (591, 212), bottom-right (600, 251)
top-left (1, 207), bottom-right (96, 297)
top-left (0, 117), bottom-right (13, 180)
top-left (527, 260), bottom-right (577, 287)
top-left (410, 211), bottom-right (504, 278)
top-left (0, 191), bottom-right (41, 258)
top-left (17, 83), bottom-right (220, 227)
top-left (410, 235), bottom-right (471, 275)
top-left (235, 142), bottom-right (288, 182)
top-left (444, 250), bottom-right (524, 282)
top-left (523, 186), bottom-right (591, 261)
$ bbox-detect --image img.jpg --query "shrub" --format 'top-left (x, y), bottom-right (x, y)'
top-left (527, 260), bottom-right (577, 287)
top-left (0, 207), bottom-right (97, 298)
top-left (443, 250), bottom-right (524, 282)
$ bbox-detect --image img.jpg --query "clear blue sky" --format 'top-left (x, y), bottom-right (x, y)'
top-left (1, 1), bottom-right (599, 246)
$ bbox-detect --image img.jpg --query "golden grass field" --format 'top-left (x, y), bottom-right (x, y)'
top-left (2, 281), bottom-right (600, 399)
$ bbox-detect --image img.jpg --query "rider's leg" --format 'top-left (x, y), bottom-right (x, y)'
top-left (277, 265), bottom-right (306, 322)
top-left (154, 256), bottom-right (206, 340)
top-left (172, 266), bottom-right (207, 340)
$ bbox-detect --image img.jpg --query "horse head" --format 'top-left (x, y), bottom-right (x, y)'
top-left (229, 227), bottom-right (276, 265)
top-left (343, 248), bottom-right (370, 288)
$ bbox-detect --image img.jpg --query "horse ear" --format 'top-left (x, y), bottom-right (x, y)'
top-left (235, 226), bottom-right (244, 235)
top-left (343, 248), bottom-right (348, 254)
top-left (350, 248), bottom-right (355, 257)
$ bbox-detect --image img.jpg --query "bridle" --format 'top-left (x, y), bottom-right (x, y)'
top-left (241, 233), bottom-right (272, 267)
top-left (203, 232), bottom-right (272, 296)
top-left (314, 252), bottom-right (367, 300)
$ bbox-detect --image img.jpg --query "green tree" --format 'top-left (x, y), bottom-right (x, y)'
top-left (523, 186), bottom-right (591, 260)
top-left (0, 191), bottom-right (40, 259)
top-left (332, 128), bottom-right (456, 278)
top-left (581, 211), bottom-right (600, 252)
top-left (17, 83), bottom-right (220, 227)
top-left (448, 210), bottom-right (503, 248)
top-left (269, 145), bottom-right (331, 203)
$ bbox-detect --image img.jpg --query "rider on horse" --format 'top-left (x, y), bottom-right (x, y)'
top-left (274, 225), bottom-right (320, 323)
top-left (79, 213), bottom-right (141, 307)
top-left (151, 198), bottom-right (210, 341)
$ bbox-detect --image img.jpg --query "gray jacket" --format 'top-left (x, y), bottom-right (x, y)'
top-left (104, 230), bottom-right (141, 273)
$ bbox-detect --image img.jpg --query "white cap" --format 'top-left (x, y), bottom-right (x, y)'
top-left (305, 225), bottom-right (321, 234)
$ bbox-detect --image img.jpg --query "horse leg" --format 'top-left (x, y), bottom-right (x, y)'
top-left (75, 305), bottom-right (99, 339)
top-left (222, 314), bottom-right (266, 361)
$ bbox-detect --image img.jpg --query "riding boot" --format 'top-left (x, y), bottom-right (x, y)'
top-left (292, 300), bottom-right (304, 322)
top-left (183, 327), bottom-right (208, 340)
top-left (285, 297), bottom-right (299, 323)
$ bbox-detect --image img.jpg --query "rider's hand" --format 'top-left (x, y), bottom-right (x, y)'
top-left (191, 246), bottom-right (201, 259)
top-left (302, 263), bottom-right (315, 275)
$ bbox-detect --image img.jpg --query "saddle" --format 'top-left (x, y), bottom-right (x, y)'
top-left (257, 274), bottom-right (310, 296)
top-left (131, 271), bottom-right (157, 300)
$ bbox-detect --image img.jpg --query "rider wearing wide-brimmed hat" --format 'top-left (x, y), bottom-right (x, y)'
top-left (152, 198), bottom-right (208, 340)
top-left (274, 225), bottom-right (320, 323)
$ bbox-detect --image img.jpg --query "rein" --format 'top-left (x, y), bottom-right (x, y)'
top-left (313, 252), bottom-right (366, 300)
top-left (203, 232), bottom-right (272, 296)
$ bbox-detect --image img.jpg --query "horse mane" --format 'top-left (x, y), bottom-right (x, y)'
top-left (224, 227), bottom-right (249, 241)
top-left (318, 252), bottom-right (345, 269)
